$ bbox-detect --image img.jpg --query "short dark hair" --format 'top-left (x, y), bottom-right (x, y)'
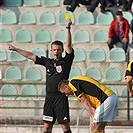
top-left (116, 11), bottom-right (123, 16)
top-left (51, 40), bottom-right (63, 49)
top-left (58, 80), bottom-right (69, 91)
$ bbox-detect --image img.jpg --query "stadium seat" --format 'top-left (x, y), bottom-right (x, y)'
top-left (96, 12), bottom-right (113, 25)
top-left (34, 29), bottom-right (51, 43)
top-left (106, 86), bottom-right (118, 95)
top-left (10, 49), bottom-right (27, 61)
top-left (5, 0), bottom-right (22, 6)
top-left (15, 29), bottom-right (32, 43)
top-left (85, 67), bottom-right (102, 81)
top-left (54, 29), bottom-right (66, 43)
top-left (43, 0), bottom-right (60, 7)
top-left (0, 85), bottom-right (18, 98)
top-left (0, 11), bottom-right (17, 24)
top-left (25, 66), bottom-right (42, 81)
top-left (78, 11), bottom-right (94, 25)
top-left (4, 66), bottom-right (22, 81)
top-left (23, 0), bottom-right (41, 6)
top-left (120, 86), bottom-right (133, 101)
top-left (0, 70), bottom-right (2, 80)
top-left (40, 86), bottom-right (46, 97)
top-left (122, 11), bottom-right (132, 24)
top-left (0, 47), bottom-right (7, 61)
top-left (92, 29), bottom-right (108, 43)
top-left (109, 48), bottom-right (126, 62)
top-left (31, 48), bottom-right (47, 57)
top-left (69, 66), bottom-right (82, 79)
top-left (0, 29), bottom-right (12, 42)
top-left (73, 48), bottom-right (86, 62)
top-left (89, 48), bottom-right (106, 62)
top-left (19, 11), bottom-right (36, 25)
top-left (39, 11), bottom-right (56, 25)
top-left (58, 11), bottom-right (75, 25)
top-left (104, 67), bottom-right (122, 82)
top-left (73, 30), bottom-right (90, 43)
top-left (21, 85), bottom-right (38, 98)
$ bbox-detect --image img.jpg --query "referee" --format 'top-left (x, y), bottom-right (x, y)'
top-left (58, 76), bottom-right (118, 133)
top-left (8, 19), bottom-right (74, 133)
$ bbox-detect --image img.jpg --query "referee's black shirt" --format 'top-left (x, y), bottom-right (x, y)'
top-left (35, 50), bottom-right (74, 95)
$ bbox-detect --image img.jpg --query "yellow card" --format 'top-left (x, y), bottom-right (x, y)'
top-left (65, 13), bottom-right (71, 20)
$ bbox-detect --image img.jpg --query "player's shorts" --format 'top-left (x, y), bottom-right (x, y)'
top-left (93, 94), bottom-right (118, 122)
top-left (43, 93), bottom-right (70, 124)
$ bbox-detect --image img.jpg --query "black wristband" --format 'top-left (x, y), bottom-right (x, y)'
top-left (66, 27), bottom-right (71, 29)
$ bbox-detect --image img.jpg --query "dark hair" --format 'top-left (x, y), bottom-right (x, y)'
top-left (58, 80), bottom-right (69, 91)
top-left (51, 40), bottom-right (63, 49)
top-left (116, 11), bottom-right (123, 16)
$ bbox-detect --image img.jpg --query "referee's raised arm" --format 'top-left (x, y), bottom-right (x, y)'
top-left (65, 19), bottom-right (72, 54)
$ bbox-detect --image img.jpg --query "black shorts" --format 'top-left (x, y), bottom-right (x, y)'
top-left (43, 94), bottom-right (70, 124)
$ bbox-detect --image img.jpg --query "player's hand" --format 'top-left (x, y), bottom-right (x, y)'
top-left (66, 19), bottom-right (72, 27)
top-left (7, 43), bottom-right (16, 51)
top-left (130, 90), bottom-right (133, 97)
top-left (122, 38), bottom-right (128, 44)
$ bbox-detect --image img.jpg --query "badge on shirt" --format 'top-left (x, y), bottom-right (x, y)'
top-left (56, 65), bottom-right (62, 73)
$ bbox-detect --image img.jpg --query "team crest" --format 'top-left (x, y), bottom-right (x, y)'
top-left (56, 65), bottom-right (62, 73)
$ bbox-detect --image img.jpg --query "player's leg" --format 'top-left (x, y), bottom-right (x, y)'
top-left (43, 122), bottom-right (53, 133)
top-left (55, 94), bottom-right (72, 133)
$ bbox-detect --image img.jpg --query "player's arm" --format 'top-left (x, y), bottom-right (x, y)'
top-left (65, 19), bottom-right (72, 54)
top-left (80, 94), bottom-right (95, 118)
top-left (7, 43), bottom-right (36, 62)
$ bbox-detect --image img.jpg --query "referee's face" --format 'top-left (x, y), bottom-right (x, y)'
top-left (51, 44), bottom-right (64, 60)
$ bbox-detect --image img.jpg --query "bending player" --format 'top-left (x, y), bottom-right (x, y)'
top-left (7, 19), bottom-right (74, 133)
top-left (125, 60), bottom-right (133, 97)
top-left (58, 76), bottom-right (118, 133)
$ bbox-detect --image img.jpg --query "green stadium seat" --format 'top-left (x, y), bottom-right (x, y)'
top-left (19, 11), bottom-right (36, 25)
top-left (69, 66), bottom-right (82, 79)
top-left (5, 0), bottom-right (22, 6)
top-left (15, 29), bottom-right (32, 43)
top-left (92, 29), bottom-right (108, 43)
top-left (73, 30), bottom-right (90, 43)
top-left (10, 48), bottom-right (27, 61)
top-left (54, 29), bottom-right (66, 43)
top-left (85, 67), bottom-right (102, 81)
top-left (0, 47), bottom-right (7, 61)
top-left (58, 11), bottom-right (75, 25)
top-left (0, 85), bottom-right (18, 98)
top-left (4, 66), bottom-right (22, 81)
top-left (122, 11), bottom-right (132, 24)
top-left (23, 0), bottom-right (41, 6)
top-left (39, 11), bottom-right (56, 25)
top-left (104, 67), bottom-right (122, 82)
top-left (109, 48), bottom-right (126, 62)
top-left (25, 66), bottom-right (42, 81)
top-left (21, 85), bottom-right (38, 98)
top-left (0, 29), bottom-right (12, 42)
top-left (120, 86), bottom-right (133, 101)
top-left (31, 48), bottom-right (47, 57)
top-left (43, 0), bottom-right (60, 7)
top-left (78, 11), bottom-right (94, 25)
top-left (73, 48), bottom-right (86, 62)
top-left (40, 86), bottom-right (46, 97)
top-left (89, 48), bottom-right (106, 62)
top-left (34, 29), bottom-right (51, 43)
top-left (106, 86), bottom-right (118, 95)
top-left (0, 11), bottom-right (17, 24)
top-left (96, 12), bottom-right (113, 25)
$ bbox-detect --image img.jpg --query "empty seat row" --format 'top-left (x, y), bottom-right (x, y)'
top-left (1, 84), bottom-right (132, 101)
top-left (0, 84), bottom-right (46, 98)
top-left (0, 10), bottom-right (132, 25)
top-left (0, 47), bottom-right (126, 62)
top-left (4, 0), bottom-right (60, 7)
top-left (0, 28), bottom-right (108, 43)
top-left (70, 66), bottom-right (124, 82)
